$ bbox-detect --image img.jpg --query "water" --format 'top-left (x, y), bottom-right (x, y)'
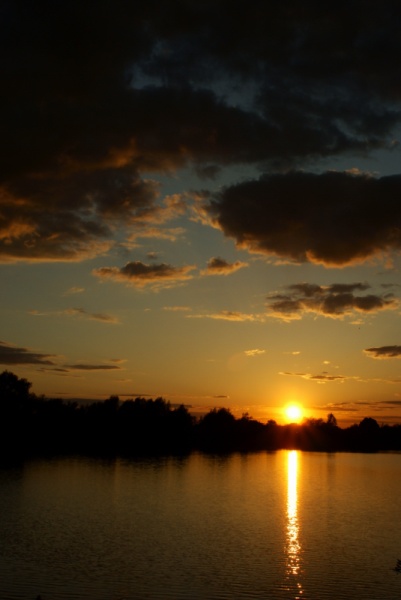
top-left (0, 451), bottom-right (400, 599)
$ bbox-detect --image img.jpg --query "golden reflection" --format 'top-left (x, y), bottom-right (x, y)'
top-left (286, 450), bottom-right (303, 597)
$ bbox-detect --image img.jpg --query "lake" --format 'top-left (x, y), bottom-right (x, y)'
top-left (0, 451), bottom-right (400, 599)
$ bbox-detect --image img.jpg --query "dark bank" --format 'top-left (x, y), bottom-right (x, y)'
top-left (1, 370), bottom-right (400, 458)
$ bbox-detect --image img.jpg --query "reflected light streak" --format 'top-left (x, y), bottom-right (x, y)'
top-left (286, 450), bottom-right (303, 597)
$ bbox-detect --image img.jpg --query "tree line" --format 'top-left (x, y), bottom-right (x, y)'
top-left (1, 370), bottom-right (401, 458)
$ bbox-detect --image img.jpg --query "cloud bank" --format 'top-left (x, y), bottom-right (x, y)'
top-left (2, 1), bottom-right (401, 263)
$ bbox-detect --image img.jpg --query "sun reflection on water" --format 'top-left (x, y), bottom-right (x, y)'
top-left (286, 450), bottom-right (304, 597)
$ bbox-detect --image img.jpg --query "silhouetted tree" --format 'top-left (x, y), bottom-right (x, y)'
top-left (357, 417), bottom-right (380, 451)
top-left (0, 370), bottom-right (32, 406)
top-left (196, 408), bottom-right (237, 451)
top-left (326, 413), bottom-right (337, 427)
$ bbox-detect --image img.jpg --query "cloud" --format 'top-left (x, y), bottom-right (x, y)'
top-left (0, 341), bottom-right (56, 366)
top-left (0, 338), bottom-right (126, 375)
top-left (195, 165), bottom-right (221, 180)
top-left (364, 346), bottom-right (401, 359)
top-left (201, 257), bottom-right (248, 276)
top-left (63, 308), bottom-right (120, 324)
top-left (244, 349), bottom-right (266, 357)
top-left (266, 281), bottom-right (397, 320)
top-left (163, 306), bottom-right (192, 312)
top-left (280, 371), bottom-right (352, 383)
top-left (2, 3), bottom-right (401, 263)
top-left (29, 308), bottom-right (120, 324)
top-left (64, 364), bottom-right (122, 371)
top-left (188, 311), bottom-right (265, 322)
top-left (128, 227), bottom-right (186, 243)
top-left (281, 370), bottom-right (401, 385)
top-left (64, 287), bottom-right (85, 295)
top-left (206, 172), bottom-right (401, 266)
top-left (376, 399), bottom-right (401, 406)
top-left (0, 168), bottom-right (164, 262)
top-left (93, 261), bottom-right (196, 289)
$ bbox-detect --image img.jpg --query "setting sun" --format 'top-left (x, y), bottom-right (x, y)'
top-left (284, 405), bottom-right (303, 423)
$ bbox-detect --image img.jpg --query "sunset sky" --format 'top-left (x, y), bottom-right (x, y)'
top-left (2, 0), bottom-right (401, 424)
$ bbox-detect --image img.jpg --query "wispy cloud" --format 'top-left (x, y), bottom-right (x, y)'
top-left (29, 308), bottom-right (120, 324)
top-left (244, 349), bottom-right (266, 357)
top-left (280, 371), bottom-right (351, 384)
top-left (63, 287), bottom-right (85, 295)
top-left (281, 370), bottom-right (401, 385)
top-left (0, 340), bottom-right (56, 366)
top-left (63, 308), bottom-right (120, 324)
top-left (128, 226), bottom-right (186, 243)
top-left (187, 310), bottom-right (265, 322)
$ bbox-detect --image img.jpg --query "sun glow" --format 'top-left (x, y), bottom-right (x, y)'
top-left (284, 404), bottom-right (303, 423)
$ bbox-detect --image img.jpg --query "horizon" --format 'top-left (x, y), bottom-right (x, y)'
top-left (2, 2), bottom-right (401, 428)
top-left (14, 373), bottom-right (401, 428)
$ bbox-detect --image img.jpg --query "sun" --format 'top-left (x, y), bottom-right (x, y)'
top-left (284, 404), bottom-right (303, 423)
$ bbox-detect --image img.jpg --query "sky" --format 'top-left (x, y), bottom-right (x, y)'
top-left (2, 0), bottom-right (401, 425)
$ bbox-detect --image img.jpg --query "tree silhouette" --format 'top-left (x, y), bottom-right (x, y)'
top-left (1, 370), bottom-right (401, 457)
top-left (0, 370), bottom-right (32, 405)
top-left (326, 413), bottom-right (337, 427)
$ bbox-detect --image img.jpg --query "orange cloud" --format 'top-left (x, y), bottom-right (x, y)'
top-left (201, 256), bottom-right (248, 276)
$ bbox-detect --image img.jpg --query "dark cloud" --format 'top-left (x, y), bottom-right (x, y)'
top-left (2, 2), bottom-right (401, 262)
top-left (0, 168), bottom-right (164, 262)
top-left (376, 399), bottom-right (401, 406)
top-left (320, 405), bottom-right (360, 413)
top-left (64, 364), bottom-right (122, 371)
top-left (364, 346), bottom-right (401, 359)
top-left (201, 257), bottom-right (248, 276)
top-left (195, 165), bottom-right (221, 180)
top-left (267, 281), bottom-right (397, 320)
top-left (93, 261), bottom-right (195, 289)
top-left (206, 171), bottom-right (401, 266)
top-left (0, 341), bottom-right (55, 365)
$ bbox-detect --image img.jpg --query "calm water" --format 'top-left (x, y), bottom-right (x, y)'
top-left (0, 451), bottom-right (401, 600)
